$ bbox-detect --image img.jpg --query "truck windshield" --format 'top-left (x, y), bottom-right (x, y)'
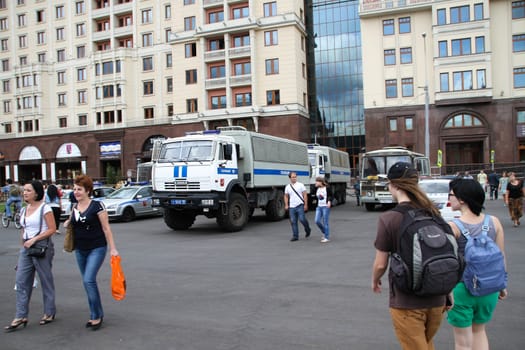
top-left (308, 154), bottom-right (316, 166)
top-left (159, 140), bottom-right (214, 162)
top-left (362, 155), bottom-right (411, 176)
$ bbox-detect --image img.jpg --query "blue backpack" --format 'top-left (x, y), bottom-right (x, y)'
top-left (453, 215), bottom-right (507, 297)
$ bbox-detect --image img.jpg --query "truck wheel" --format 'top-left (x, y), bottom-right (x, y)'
top-left (121, 207), bottom-right (135, 222)
top-left (217, 192), bottom-right (249, 232)
top-left (266, 190), bottom-right (286, 221)
top-left (365, 203), bottom-right (375, 211)
top-left (339, 189), bottom-right (346, 204)
top-left (164, 208), bottom-right (196, 230)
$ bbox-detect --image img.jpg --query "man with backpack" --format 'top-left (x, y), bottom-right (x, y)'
top-left (371, 162), bottom-right (462, 350)
top-left (4, 179), bottom-right (22, 219)
top-left (447, 178), bottom-right (507, 349)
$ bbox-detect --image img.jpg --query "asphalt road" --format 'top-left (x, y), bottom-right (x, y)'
top-left (1, 198), bottom-right (523, 349)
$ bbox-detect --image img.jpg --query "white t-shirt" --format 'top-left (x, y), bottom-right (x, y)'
top-left (21, 203), bottom-right (52, 240)
top-left (285, 182), bottom-right (306, 208)
top-left (316, 187), bottom-right (328, 207)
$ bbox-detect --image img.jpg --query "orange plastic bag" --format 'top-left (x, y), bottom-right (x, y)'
top-left (110, 255), bottom-right (126, 301)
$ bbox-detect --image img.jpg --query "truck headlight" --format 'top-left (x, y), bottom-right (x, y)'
top-left (152, 198), bottom-right (160, 206)
top-left (201, 199), bottom-right (214, 206)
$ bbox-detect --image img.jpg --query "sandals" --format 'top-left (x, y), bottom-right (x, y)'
top-left (5, 318), bottom-right (28, 332)
top-left (39, 314), bottom-right (55, 325)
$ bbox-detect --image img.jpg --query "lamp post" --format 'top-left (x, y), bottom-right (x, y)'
top-left (422, 32), bottom-right (430, 159)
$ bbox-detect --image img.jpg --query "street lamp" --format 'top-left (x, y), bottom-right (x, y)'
top-left (422, 32), bottom-right (430, 159)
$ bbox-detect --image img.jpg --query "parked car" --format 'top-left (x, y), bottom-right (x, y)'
top-left (92, 186), bottom-right (115, 200)
top-left (419, 178), bottom-right (461, 222)
top-left (101, 185), bottom-right (162, 222)
top-left (60, 189), bottom-right (74, 220)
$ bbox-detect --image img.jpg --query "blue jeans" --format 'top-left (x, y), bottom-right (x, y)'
top-left (6, 196), bottom-right (22, 217)
top-left (289, 204), bottom-right (311, 239)
top-left (315, 206), bottom-right (330, 239)
top-left (75, 246), bottom-right (107, 320)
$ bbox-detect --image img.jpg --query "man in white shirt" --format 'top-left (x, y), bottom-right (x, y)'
top-left (284, 172), bottom-right (311, 241)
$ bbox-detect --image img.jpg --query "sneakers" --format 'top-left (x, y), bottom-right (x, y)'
top-left (305, 230), bottom-right (311, 238)
top-left (290, 237), bottom-right (299, 242)
top-left (320, 238), bottom-right (330, 243)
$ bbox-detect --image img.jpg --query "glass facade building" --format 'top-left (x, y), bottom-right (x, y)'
top-left (306, 0), bottom-right (364, 168)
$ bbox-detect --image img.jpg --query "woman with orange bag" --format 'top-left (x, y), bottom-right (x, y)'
top-left (64, 175), bottom-right (118, 331)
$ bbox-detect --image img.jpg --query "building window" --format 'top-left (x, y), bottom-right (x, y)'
top-left (389, 118), bottom-right (398, 132)
top-left (18, 35), bottom-right (27, 48)
top-left (76, 23), bottom-right (86, 37)
top-left (37, 53), bottom-right (46, 62)
top-left (400, 47), bottom-right (412, 64)
top-left (144, 107), bottom-right (154, 119)
top-left (399, 17), bottom-right (411, 34)
top-left (233, 33), bottom-right (250, 47)
top-left (440, 73), bottom-right (449, 92)
top-left (444, 114), bottom-right (482, 128)
top-left (165, 4), bottom-right (171, 19)
top-left (0, 18), bottom-right (8, 31)
top-left (76, 1), bottom-right (85, 15)
top-left (211, 95), bottom-right (226, 109)
top-left (2, 80), bottom-right (9, 92)
top-left (56, 5), bottom-right (65, 19)
top-left (2, 59), bottom-right (9, 72)
top-left (514, 67), bottom-right (525, 88)
top-left (78, 90), bottom-right (87, 104)
top-left (266, 90), bottom-right (280, 105)
top-left (4, 123), bottom-right (12, 133)
top-left (19, 56), bottom-right (27, 66)
top-left (233, 6), bottom-right (249, 19)
top-left (513, 34), bottom-right (525, 52)
top-left (405, 117), bottom-right (413, 131)
top-left (264, 30), bottom-right (278, 46)
top-left (56, 27), bottom-right (65, 41)
top-left (385, 79), bottom-right (397, 98)
top-left (1, 38), bottom-right (7, 51)
top-left (450, 5), bottom-right (470, 24)
top-left (186, 69), bottom-right (197, 84)
top-left (37, 31), bottom-right (45, 45)
top-left (36, 10), bottom-right (45, 23)
top-left (166, 77), bottom-right (173, 92)
top-left (438, 41), bottom-right (447, 57)
top-left (142, 33), bottom-right (153, 47)
top-left (383, 19), bottom-right (394, 35)
top-left (265, 58), bottom-right (279, 75)
top-left (264, 2), bottom-right (277, 17)
top-left (401, 78), bottom-right (414, 97)
top-left (235, 93), bottom-right (252, 107)
top-left (476, 69), bottom-right (486, 89)
top-left (210, 65), bottom-right (225, 78)
top-left (3, 100), bottom-right (11, 113)
top-left (102, 61), bottom-right (114, 74)
top-left (18, 14), bottom-right (26, 27)
top-left (185, 43), bottom-right (197, 57)
top-left (165, 53), bottom-right (172, 68)
top-left (78, 114), bottom-right (87, 125)
top-left (453, 71), bottom-right (473, 91)
top-left (184, 16), bottom-right (196, 31)
top-left (184, 0), bottom-right (195, 4)
top-left (513, 1), bottom-right (525, 19)
top-left (142, 9), bottom-right (153, 24)
top-left (208, 10), bottom-right (224, 24)
top-left (437, 8), bottom-right (446, 25)
top-left (451, 38), bottom-right (471, 56)
top-left (234, 62), bottom-right (250, 75)
top-left (57, 71), bottom-right (66, 84)
top-left (474, 3), bottom-right (484, 20)
top-left (118, 14), bottom-right (132, 27)
top-left (58, 93), bottom-right (66, 106)
top-left (187, 99), bottom-right (198, 113)
top-left (77, 45), bottom-right (85, 58)
top-left (59, 117), bottom-right (67, 128)
top-left (209, 38), bottom-right (224, 51)
top-left (77, 68), bottom-right (86, 81)
top-left (383, 49), bottom-right (395, 65)
top-left (475, 36), bottom-right (485, 53)
top-left (143, 81), bottom-right (154, 95)
top-left (143, 56), bottom-right (153, 71)
top-left (167, 104), bottom-right (174, 116)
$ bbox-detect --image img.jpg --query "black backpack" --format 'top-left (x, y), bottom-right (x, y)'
top-left (389, 205), bottom-right (463, 296)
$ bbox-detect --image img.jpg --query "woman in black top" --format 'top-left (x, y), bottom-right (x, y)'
top-left (64, 175), bottom-right (118, 331)
top-left (505, 172), bottom-right (525, 227)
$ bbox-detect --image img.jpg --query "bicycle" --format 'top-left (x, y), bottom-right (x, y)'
top-left (2, 202), bottom-right (22, 229)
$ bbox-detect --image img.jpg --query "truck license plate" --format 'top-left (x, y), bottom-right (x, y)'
top-left (171, 199), bottom-right (186, 205)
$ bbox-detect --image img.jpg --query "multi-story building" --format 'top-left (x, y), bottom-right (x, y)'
top-left (360, 0), bottom-right (525, 172)
top-left (0, 0), bottom-right (309, 183)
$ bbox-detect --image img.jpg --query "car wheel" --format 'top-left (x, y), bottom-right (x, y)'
top-left (121, 207), bottom-right (135, 222)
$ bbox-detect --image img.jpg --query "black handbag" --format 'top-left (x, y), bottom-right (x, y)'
top-left (23, 204), bottom-right (48, 258)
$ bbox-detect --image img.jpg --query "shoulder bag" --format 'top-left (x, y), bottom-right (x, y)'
top-left (25, 204), bottom-right (49, 258)
top-left (63, 204), bottom-right (76, 253)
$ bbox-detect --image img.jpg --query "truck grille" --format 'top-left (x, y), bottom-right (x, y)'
top-left (164, 181), bottom-right (200, 190)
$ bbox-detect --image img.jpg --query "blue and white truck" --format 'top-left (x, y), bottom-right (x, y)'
top-left (151, 127), bottom-right (310, 232)
top-left (307, 144), bottom-right (351, 205)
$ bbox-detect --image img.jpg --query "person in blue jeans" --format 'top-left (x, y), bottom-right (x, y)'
top-left (314, 177), bottom-right (332, 243)
top-left (284, 172), bottom-right (311, 242)
top-left (4, 179), bottom-right (22, 218)
top-left (64, 175), bottom-right (118, 331)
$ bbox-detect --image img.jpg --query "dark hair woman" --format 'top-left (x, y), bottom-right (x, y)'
top-left (45, 184), bottom-right (61, 234)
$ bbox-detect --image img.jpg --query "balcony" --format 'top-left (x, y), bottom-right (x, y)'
top-left (359, 0), bottom-right (432, 17)
top-left (93, 30), bottom-right (112, 41)
top-left (114, 1), bottom-right (133, 13)
top-left (204, 49), bottom-right (225, 62)
top-left (435, 88), bottom-right (493, 106)
top-left (229, 46), bottom-right (250, 59)
top-left (229, 74), bottom-right (251, 87)
top-left (114, 25), bottom-right (132, 37)
top-left (92, 6), bottom-right (110, 19)
top-left (205, 77), bottom-right (227, 89)
top-left (203, 0), bottom-right (222, 8)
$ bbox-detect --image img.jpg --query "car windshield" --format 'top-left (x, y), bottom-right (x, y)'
top-left (159, 140), bottom-right (214, 162)
top-left (106, 187), bottom-right (138, 199)
top-left (419, 181), bottom-right (449, 194)
top-left (362, 155), bottom-right (411, 176)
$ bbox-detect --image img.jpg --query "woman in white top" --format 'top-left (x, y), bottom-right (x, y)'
top-left (5, 180), bottom-right (57, 332)
top-left (315, 177), bottom-right (333, 243)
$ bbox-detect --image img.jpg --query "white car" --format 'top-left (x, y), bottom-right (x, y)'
top-left (60, 189), bottom-right (74, 220)
top-left (419, 178), bottom-right (461, 222)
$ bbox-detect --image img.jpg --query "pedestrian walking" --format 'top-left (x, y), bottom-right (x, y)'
top-left (488, 171), bottom-right (499, 200)
top-left (5, 180), bottom-right (57, 332)
top-left (284, 171), bottom-right (311, 242)
top-left (477, 170), bottom-right (488, 193)
top-left (45, 184), bottom-right (61, 234)
top-left (64, 175), bottom-right (119, 330)
top-left (447, 178), bottom-right (508, 349)
top-left (498, 171), bottom-right (509, 205)
top-left (505, 172), bottom-right (525, 227)
top-left (353, 177), bottom-right (361, 206)
top-left (314, 177), bottom-right (332, 243)
top-left (371, 162), bottom-right (449, 350)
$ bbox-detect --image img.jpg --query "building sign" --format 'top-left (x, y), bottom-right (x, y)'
top-left (19, 146), bottom-right (42, 160)
top-left (100, 142), bottom-right (121, 159)
top-left (56, 143), bottom-right (81, 158)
